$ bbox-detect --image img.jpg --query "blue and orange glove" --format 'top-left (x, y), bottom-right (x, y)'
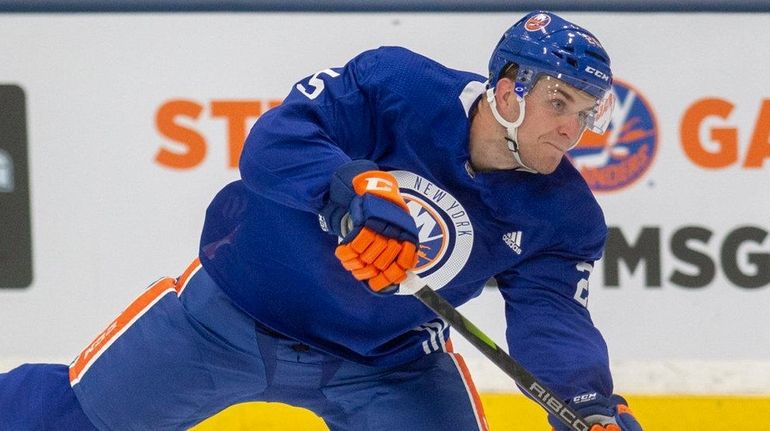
top-left (320, 160), bottom-right (419, 294)
top-left (551, 393), bottom-right (643, 431)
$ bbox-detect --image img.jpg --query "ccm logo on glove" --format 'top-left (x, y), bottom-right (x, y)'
top-left (550, 393), bottom-right (643, 431)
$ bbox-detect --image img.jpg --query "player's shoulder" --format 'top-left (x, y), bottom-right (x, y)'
top-left (546, 160), bottom-right (607, 249)
top-left (354, 46), bottom-right (424, 63)
top-left (351, 46), bottom-right (485, 92)
top-left (353, 46), bottom-right (444, 71)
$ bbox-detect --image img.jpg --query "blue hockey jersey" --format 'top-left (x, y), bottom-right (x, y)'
top-left (199, 46), bottom-right (612, 399)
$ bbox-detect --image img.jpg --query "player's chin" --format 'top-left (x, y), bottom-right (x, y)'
top-left (533, 157), bottom-right (561, 174)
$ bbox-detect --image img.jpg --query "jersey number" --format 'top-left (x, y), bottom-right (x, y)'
top-left (573, 262), bottom-right (594, 307)
top-left (296, 68), bottom-right (341, 100)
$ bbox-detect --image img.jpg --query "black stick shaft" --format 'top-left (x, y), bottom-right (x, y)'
top-left (411, 285), bottom-right (590, 431)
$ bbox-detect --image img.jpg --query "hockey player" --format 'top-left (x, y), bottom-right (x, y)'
top-left (0, 11), bottom-right (643, 431)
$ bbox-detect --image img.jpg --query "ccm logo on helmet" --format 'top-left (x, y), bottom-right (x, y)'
top-left (585, 66), bottom-right (610, 82)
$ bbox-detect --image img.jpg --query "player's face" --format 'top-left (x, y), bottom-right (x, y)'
top-left (516, 76), bottom-right (598, 174)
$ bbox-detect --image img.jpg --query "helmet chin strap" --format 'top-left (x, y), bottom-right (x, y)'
top-left (485, 87), bottom-right (538, 174)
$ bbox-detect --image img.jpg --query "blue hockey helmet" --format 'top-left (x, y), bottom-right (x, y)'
top-left (489, 11), bottom-right (613, 96)
top-left (488, 11), bottom-right (615, 134)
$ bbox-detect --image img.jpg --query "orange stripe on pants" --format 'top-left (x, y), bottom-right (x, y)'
top-left (69, 277), bottom-right (177, 384)
top-left (450, 351), bottom-right (490, 431)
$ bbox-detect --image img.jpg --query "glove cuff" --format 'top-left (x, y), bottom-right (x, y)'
top-left (319, 160), bottom-right (379, 237)
top-left (351, 171), bottom-right (408, 210)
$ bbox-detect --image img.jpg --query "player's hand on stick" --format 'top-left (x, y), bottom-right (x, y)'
top-left (320, 161), bottom-right (419, 294)
top-left (551, 393), bottom-right (642, 431)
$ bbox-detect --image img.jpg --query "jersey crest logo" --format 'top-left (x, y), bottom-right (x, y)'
top-left (390, 171), bottom-right (474, 293)
top-left (568, 79), bottom-right (658, 192)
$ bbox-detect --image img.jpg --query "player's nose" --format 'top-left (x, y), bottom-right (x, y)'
top-left (557, 113), bottom-right (584, 144)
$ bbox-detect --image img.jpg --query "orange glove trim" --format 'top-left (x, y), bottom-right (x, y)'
top-left (373, 239), bottom-right (402, 270)
top-left (349, 227), bottom-right (376, 254)
top-left (340, 256), bottom-right (366, 271)
top-left (396, 241), bottom-right (418, 268)
top-left (351, 264), bottom-right (378, 280)
top-left (368, 273), bottom-right (392, 292)
top-left (360, 235), bottom-right (388, 264)
top-left (333, 209), bottom-right (419, 292)
top-left (616, 404), bottom-right (632, 415)
top-left (335, 244), bottom-right (359, 262)
top-left (383, 263), bottom-right (408, 284)
top-left (351, 171), bottom-right (409, 211)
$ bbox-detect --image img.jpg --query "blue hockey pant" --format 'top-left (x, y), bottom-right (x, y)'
top-left (2, 259), bottom-right (488, 430)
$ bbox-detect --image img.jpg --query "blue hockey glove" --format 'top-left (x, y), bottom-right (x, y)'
top-left (320, 160), bottom-right (419, 293)
top-left (550, 393), bottom-right (643, 431)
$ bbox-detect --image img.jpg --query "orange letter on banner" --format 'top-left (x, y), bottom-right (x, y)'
top-left (155, 100), bottom-right (206, 169)
top-left (267, 98), bottom-right (283, 110)
top-left (745, 99), bottom-right (770, 168)
top-left (211, 101), bottom-right (263, 168)
top-left (681, 98), bottom-right (737, 168)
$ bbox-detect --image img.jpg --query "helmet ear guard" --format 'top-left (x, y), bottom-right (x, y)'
top-left (483, 82), bottom-right (536, 173)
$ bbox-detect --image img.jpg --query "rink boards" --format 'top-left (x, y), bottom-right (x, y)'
top-left (191, 394), bottom-right (770, 430)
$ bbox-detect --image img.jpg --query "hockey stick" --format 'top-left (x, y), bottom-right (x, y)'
top-left (401, 274), bottom-right (591, 431)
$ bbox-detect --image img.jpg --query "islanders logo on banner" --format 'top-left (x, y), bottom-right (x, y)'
top-left (568, 79), bottom-right (658, 192)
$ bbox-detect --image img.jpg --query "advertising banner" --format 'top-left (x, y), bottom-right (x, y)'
top-left (0, 85), bottom-right (32, 288)
top-left (0, 13), bottom-right (768, 395)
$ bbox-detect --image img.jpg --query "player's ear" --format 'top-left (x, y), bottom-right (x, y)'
top-left (495, 78), bottom-right (520, 119)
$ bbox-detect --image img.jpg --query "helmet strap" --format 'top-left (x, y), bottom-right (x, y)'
top-left (485, 87), bottom-right (538, 174)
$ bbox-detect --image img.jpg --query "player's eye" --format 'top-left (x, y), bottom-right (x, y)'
top-left (549, 98), bottom-right (566, 113)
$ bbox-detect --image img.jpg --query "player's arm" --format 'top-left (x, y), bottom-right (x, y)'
top-left (239, 48), bottom-right (419, 291)
top-left (238, 49), bottom-right (384, 214)
top-left (495, 246), bottom-right (642, 430)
